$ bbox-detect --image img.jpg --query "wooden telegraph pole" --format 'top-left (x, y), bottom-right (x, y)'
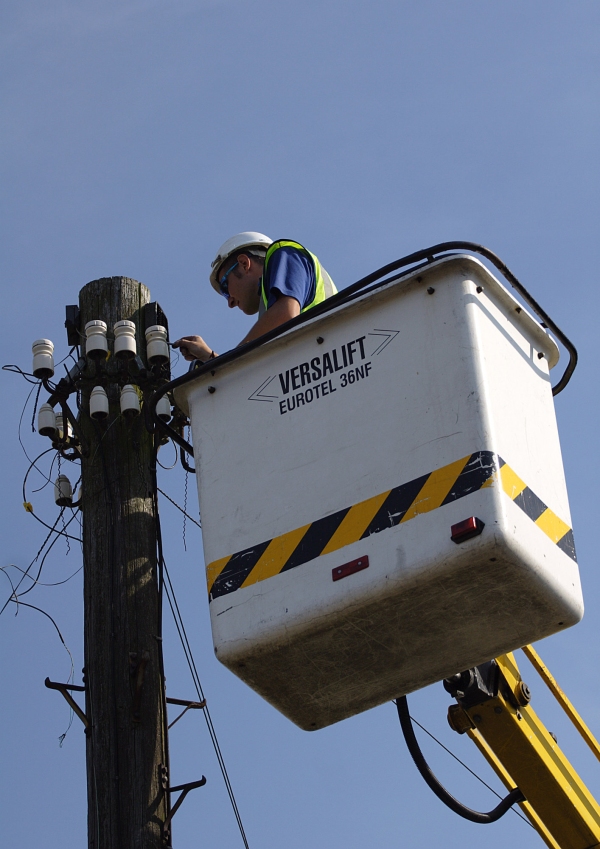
top-left (79, 277), bottom-right (170, 848)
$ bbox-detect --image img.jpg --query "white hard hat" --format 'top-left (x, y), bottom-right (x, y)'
top-left (209, 232), bottom-right (273, 293)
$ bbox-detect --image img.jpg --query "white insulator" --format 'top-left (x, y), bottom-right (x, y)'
top-left (32, 339), bottom-right (55, 378)
top-left (120, 384), bottom-right (140, 418)
top-left (85, 320), bottom-right (108, 360)
top-left (156, 395), bottom-right (172, 422)
top-left (145, 325), bottom-right (170, 365)
top-left (114, 320), bottom-right (137, 359)
top-left (90, 385), bottom-right (109, 420)
top-left (37, 403), bottom-right (57, 437)
top-left (54, 474), bottom-right (73, 507)
top-left (55, 412), bottom-right (73, 440)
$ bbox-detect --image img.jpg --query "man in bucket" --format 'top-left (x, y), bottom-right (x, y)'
top-left (173, 232), bottom-right (336, 362)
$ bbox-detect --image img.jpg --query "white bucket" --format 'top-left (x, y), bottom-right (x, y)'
top-left (175, 255), bottom-right (583, 730)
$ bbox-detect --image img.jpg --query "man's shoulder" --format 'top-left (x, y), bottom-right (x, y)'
top-left (267, 241), bottom-right (314, 273)
top-left (264, 242), bottom-right (316, 308)
top-left (267, 238), bottom-right (303, 254)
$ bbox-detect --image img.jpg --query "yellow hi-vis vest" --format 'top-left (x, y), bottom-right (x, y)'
top-left (259, 240), bottom-right (337, 315)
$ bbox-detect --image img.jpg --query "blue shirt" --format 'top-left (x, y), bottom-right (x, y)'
top-left (262, 245), bottom-right (316, 310)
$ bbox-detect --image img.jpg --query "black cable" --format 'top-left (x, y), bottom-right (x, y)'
top-left (3, 562), bottom-right (83, 589)
top-left (20, 448), bottom-right (81, 541)
top-left (157, 487), bottom-right (201, 529)
top-left (23, 447), bottom-right (59, 494)
top-left (0, 508), bottom-right (79, 616)
top-left (57, 346), bottom-right (78, 368)
top-left (22, 457), bottom-right (82, 543)
top-left (151, 439), bottom-right (250, 846)
top-left (149, 434), bottom-right (249, 845)
top-left (179, 445), bottom-right (196, 473)
top-left (161, 563), bottom-right (251, 849)
top-left (1, 563), bottom-right (75, 743)
top-left (149, 438), bottom-right (173, 827)
top-left (156, 440), bottom-right (178, 470)
top-left (16, 512), bottom-right (80, 602)
top-left (0, 567), bottom-right (18, 604)
top-left (22, 507), bottom-right (82, 542)
top-left (408, 715), bottom-right (534, 829)
top-left (30, 380), bottom-right (43, 432)
top-left (19, 394), bottom-right (81, 506)
top-left (18, 384), bottom-right (41, 461)
top-left (396, 696), bottom-right (525, 823)
top-left (32, 452), bottom-right (60, 493)
top-left (8, 596), bottom-right (76, 745)
top-left (7, 597), bottom-right (75, 681)
top-left (2, 364), bottom-right (41, 384)
top-left (182, 469), bottom-right (189, 550)
top-left (0, 516), bottom-right (61, 615)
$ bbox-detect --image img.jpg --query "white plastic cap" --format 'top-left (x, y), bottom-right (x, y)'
top-left (120, 384), bottom-right (140, 418)
top-left (114, 320), bottom-right (137, 359)
top-left (54, 474), bottom-right (73, 507)
top-left (32, 339), bottom-right (55, 379)
top-left (90, 385), bottom-right (109, 420)
top-left (156, 395), bottom-right (172, 422)
top-left (145, 325), bottom-right (170, 365)
top-left (85, 320), bottom-right (108, 360)
top-left (37, 403), bottom-right (57, 437)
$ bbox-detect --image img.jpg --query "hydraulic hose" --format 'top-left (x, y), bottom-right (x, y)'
top-left (396, 696), bottom-right (525, 824)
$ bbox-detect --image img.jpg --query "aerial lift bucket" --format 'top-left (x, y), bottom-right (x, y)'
top-left (173, 254), bottom-right (582, 730)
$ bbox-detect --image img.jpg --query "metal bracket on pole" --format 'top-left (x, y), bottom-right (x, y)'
top-left (166, 696), bottom-right (207, 729)
top-left (162, 776), bottom-right (207, 846)
top-left (45, 678), bottom-right (89, 728)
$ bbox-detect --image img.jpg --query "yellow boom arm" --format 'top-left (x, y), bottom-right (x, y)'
top-left (446, 649), bottom-right (600, 849)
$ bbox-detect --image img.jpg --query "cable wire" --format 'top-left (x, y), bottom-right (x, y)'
top-left (157, 487), bottom-right (201, 529)
top-left (396, 696), bottom-right (525, 823)
top-left (2, 364), bottom-right (41, 384)
top-left (22, 507), bottom-right (82, 542)
top-left (13, 511), bottom-right (80, 603)
top-left (23, 447), bottom-right (59, 492)
top-left (407, 714), bottom-right (534, 829)
top-left (162, 567), bottom-right (251, 848)
top-left (5, 595), bottom-right (76, 744)
top-left (0, 508), bottom-right (79, 616)
top-left (156, 440), bottom-right (178, 470)
top-left (32, 452), bottom-right (60, 493)
top-left (2, 562), bottom-right (83, 589)
top-left (30, 380), bottom-right (43, 432)
top-left (150, 441), bottom-right (250, 848)
top-left (182, 471), bottom-right (188, 551)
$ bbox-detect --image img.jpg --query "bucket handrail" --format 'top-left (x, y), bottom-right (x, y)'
top-left (149, 242), bottom-right (578, 455)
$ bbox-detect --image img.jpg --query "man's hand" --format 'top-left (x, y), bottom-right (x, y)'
top-left (172, 335), bottom-right (214, 362)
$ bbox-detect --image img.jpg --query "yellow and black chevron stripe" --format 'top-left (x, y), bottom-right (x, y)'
top-left (497, 457), bottom-right (576, 561)
top-left (207, 451), bottom-right (576, 600)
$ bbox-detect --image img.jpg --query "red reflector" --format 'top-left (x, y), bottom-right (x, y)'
top-left (451, 516), bottom-right (485, 543)
top-left (332, 556), bottom-right (369, 582)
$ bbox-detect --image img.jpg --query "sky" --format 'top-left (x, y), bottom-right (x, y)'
top-left (2, 1), bottom-right (600, 846)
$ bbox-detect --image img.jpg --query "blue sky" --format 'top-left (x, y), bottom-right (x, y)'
top-left (2, 2), bottom-right (600, 846)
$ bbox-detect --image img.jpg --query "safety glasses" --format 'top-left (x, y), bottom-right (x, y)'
top-left (218, 261), bottom-right (239, 298)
